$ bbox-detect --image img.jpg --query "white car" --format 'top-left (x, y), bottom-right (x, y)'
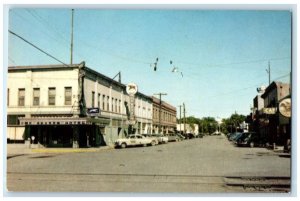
top-left (114, 134), bottom-right (156, 148)
top-left (151, 133), bottom-right (168, 144)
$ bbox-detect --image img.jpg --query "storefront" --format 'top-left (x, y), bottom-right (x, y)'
top-left (19, 116), bottom-right (110, 148)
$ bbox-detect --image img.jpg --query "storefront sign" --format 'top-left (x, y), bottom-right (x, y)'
top-left (262, 107), bottom-right (277, 114)
top-left (126, 83), bottom-right (138, 95)
top-left (87, 108), bottom-right (100, 116)
top-left (126, 83), bottom-right (138, 125)
top-left (279, 98), bottom-right (291, 118)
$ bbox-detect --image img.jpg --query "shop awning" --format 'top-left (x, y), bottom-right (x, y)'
top-left (19, 116), bottom-right (110, 126)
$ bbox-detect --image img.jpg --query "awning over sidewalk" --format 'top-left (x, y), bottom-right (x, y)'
top-left (19, 116), bottom-right (110, 126)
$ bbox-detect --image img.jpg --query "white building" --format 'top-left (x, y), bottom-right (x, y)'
top-left (7, 62), bottom-right (153, 147)
top-left (176, 123), bottom-right (199, 135)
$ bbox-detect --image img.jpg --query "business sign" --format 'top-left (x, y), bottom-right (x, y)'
top-left (262, 107), bottom-right (277, 115)
top-left (87, 108), bottom-right (100, 116)
top-left (126, 83), bottom-right (138, 95)
top-left (279, 98), bottom-right (291, 118)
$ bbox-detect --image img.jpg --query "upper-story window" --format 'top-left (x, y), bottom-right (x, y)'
top-left (115, 99), bottom-right (118, 112)
top-left (65, 87), bottom-right (72, 105)
top-left (7, 88), bottom-right (9, 106)
top-left (112, 98), bottom-right (114, 112)
top-left (48, 87), bottom-right (56, 105)
top-left (107, 96), bottom-right (110, 111)
top-left (33, 88), bottom-right (40, 106)
top-left (102, 95), bottom-right (105, 110)
top-left (92, 91), bottom-right (95, 107)
top-left (98, 93), bottom-right (101, 109)
top-left (18, 88), bottom-right (25, 106)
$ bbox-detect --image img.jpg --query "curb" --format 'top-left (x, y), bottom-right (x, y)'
top-left (31, 146), bottom-right (113, 153)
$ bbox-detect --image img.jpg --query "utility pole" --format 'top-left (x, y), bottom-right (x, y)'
top-left (70, 9), bottom-right (74, 65)
top-left (178, 105), bottom-right (182, 133)
top-left (183, 103), bottom-right (186, 134)
top-left (154, 93), bottom-right (167, 134)
top-left (266, 60), bottom-right (271, 85)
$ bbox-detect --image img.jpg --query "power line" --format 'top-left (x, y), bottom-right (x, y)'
top-left (9, 30), bottom-right (70, 67)
top-left (26, 9), bottom-right (70, 44)
top-left (176, 57), bottom-right (290, 69)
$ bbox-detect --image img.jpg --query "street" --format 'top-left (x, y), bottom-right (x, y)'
top-left (6, 135), bottom-right (291, 193)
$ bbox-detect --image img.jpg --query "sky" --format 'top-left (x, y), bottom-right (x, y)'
top-left (7, 7), bottom-right (292, 119)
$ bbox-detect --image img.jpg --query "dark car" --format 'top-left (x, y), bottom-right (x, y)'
top-left (228, 132), bottom-right (243, 141)
top-left (236, 132), bottom-right (265, 148)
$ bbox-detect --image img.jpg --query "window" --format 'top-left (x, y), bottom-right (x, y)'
top-left (107, 96), bottom-right (109, 111)
top-left (112, 98), bottom-right (114, 112)
top-left (98, 93), bottom-right (101, 109)
top-left (33, 88), bottom-right (40, 106)
top-left (7, 88), bottom-right (9, 106)
top-left (48, 87), bottom-right (56, 105)
top-left (115, 99), bottom-right (117, 112)
top-left (65, 87), bottom-right (72, 105)
top-left (18, 88), bottom-right (25, 106)
top-left (119, 100), bottom-right (121, 113)
top-left (92, 91), bottom-right (95, 107)
top-left (102, 95), bottom-right (105, 110)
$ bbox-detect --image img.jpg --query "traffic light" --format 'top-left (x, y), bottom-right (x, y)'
top-left (154, 58), bottom-right (158, 71)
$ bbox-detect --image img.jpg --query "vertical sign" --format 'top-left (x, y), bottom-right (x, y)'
top-left (126, 83), bottom-right (138, 125)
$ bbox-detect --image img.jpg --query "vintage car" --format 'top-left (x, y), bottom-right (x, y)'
top-left (151, 133), bottom-right (168, 144)
top-left (114, 134), bottom-right (156, 148)
top-left (141, 134), bottom-right (159, 145)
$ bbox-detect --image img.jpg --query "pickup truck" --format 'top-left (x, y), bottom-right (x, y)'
top-left (115, 134), bottom-right (156, 148)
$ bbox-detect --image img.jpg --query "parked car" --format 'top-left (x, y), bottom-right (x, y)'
top-left (183, 133), bottom-right (196, 139)
top-left (114, 134), bottom-right (156, 148)
top-left (149, 133), bottom-right (168, 144)
top-left (167, 133), bottom-right (180, 142)
top-left (236, 132), bottom-right (266, 148)
top-left (141, 134), bottom-right (159, 145)
top-left (228, 132), bottom-right (243, 142)
top-left (176, 133), bottom-right (186, 140)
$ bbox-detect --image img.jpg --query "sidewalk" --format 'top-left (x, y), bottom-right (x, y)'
top-left (6, 143), bottom-right (114, 157)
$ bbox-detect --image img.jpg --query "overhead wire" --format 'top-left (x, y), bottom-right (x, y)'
top-left (9, 30), bottom-right (71, 67)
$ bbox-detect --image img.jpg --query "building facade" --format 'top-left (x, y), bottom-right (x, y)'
top-left (260, 81), bottom-right (291, 146)
top-left (152, 96), bottom-right (177, 134)
top-left (7, 62), bottom-right (153, 147)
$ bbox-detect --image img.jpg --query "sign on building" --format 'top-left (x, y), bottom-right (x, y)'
top-left (279, 98), bottom-right (291, 118)
top-left (87, 108), bottom-right (100, 116)
top-left (126, 83), bottom-right (138, 125)
top-left (262, 107), bottom-right (277, 114)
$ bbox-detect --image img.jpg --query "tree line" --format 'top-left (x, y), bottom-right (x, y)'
top-left (177, 113), bottom-right (246, 134)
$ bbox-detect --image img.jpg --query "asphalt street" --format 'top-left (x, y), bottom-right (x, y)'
top-left (6, 135), bottom-right (291, 193)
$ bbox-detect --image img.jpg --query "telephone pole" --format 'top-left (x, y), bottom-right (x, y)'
top-left (183, 103), bottom-right (186, 133)
top-left (70, 9), bottom-right (74, 65)
top-left (178, 105), bottom-right (182, 133)
top-left (154, 93), bottom-right (167, 133)
top-left (266, 61), bottom-right (271, 85)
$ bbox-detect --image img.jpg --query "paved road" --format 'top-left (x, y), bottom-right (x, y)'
top-left (6, 135), bottom-right (291, 193)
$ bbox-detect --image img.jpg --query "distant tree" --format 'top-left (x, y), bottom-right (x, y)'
top-left (222, 113), bottom-right (246, 133)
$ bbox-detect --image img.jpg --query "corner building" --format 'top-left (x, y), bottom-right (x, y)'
top-left (7, 62), bottom-right (153, 147)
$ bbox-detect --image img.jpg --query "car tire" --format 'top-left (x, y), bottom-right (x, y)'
top-left (143, 143), bottom-right (147, 147)
top-left (250, 142), bottom-right (254, 148)
top-left (151, 141), bottom-right (156, 146)
top-left (121, 143), bottom-right (127, 149)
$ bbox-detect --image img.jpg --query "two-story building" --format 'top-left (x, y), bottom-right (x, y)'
top-left (260, 81), bottom-right (291, 146)
top-left (7, 62), bottom-right (153, 147)
top-left (152, 96), bottom-right (177, 134)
